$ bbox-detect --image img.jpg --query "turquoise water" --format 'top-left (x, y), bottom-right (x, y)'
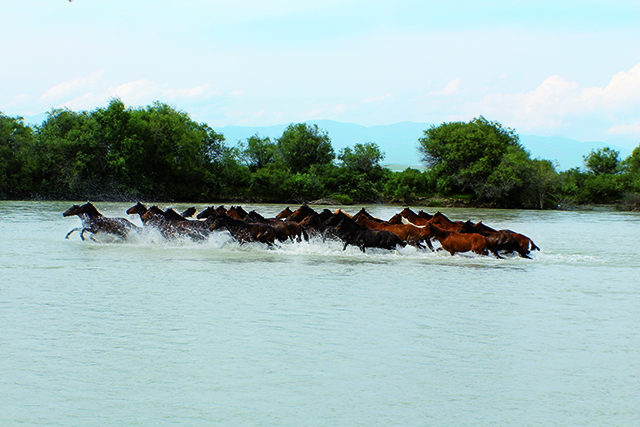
top-left (1, 201), bottom-right (638, 426)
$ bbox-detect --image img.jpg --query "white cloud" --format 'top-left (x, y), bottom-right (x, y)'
top-left (607, 121), bottom-right (640, 136)
top-left (441, 79), bottom-right (461, 96)
top-left (363, 93), bottom-right (392, 103)
top-left (40, 70), bottom-right (104, 101)
top-left (468, 62), bottom-right (640, 136)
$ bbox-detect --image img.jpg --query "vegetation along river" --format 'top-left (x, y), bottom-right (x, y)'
top-left (1, 201), bottom-right (638, 426)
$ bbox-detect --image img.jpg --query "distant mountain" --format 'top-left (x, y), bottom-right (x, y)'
top-left (220, 120), bottom-right (636, 171)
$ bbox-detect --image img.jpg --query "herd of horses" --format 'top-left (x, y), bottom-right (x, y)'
top-left (63, 202), bottom-right (540, 258)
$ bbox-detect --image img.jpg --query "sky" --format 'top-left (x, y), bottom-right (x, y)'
top-left (1, 0), bottom-right (639, 148)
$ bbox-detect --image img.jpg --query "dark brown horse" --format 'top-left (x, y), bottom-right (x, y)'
top-left (209, 215), bottom-right (276, 246)
top-left (64, 202), bottom-right (140, 241)
top-left (244, 210), bottom-right (308, 242)
top-left (331, 216), bottom-right (407, 253)
top-left (422, 223), bottom-right (492, 257)
top-left (473, 221), bottom-right (540, 253)
top-left (456, 221), bottom-right (530, 259)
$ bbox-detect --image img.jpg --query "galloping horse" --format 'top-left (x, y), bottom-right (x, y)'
top-left (209, 215), bottom-right (276, 246)
top-left (64, 202), bottom-right (140, 241)
top-left (423, 223), bottom-right (493, 257)
top-left (457, 221), bottom-right (530, 259)
top-left (244, 210), bottom-right (308, 242)
top-left (332, 216), bottom-right (406, 253)
top-left (473, 221), bottom-right (540, 253)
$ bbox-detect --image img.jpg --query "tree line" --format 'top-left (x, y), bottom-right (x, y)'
top-left (1, 99), bottom-right (639, 209)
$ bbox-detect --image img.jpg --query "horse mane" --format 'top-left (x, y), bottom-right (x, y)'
top-left (80, 202), bottom-right (103, 217)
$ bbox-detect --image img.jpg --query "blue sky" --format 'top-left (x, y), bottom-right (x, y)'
top-left (1, 1), bottom-right (639, 147)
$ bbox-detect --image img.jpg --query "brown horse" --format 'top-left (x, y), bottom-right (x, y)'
top-left (473, 221), bottom-right (540, 253)
top-left (423, 223), bottom-right (492, 257)
top-left (244, 210), bottom-right (308, 242)
top-left (64, 202), bottom-right (140, 241)
top-left (456, 221), bottom-right (530, 259)
top-left (209, 215), bottom-right (276, 246)
top-left (352, 212), bottom-right (433, 251)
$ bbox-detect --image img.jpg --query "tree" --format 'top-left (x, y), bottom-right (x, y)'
top-left (338, 142), bottom-right (385, 174)
top-left (276, 123), bottom-right (335, 174)
top-left (240, 133), bottom-right (276, 171)
top-left (584, 147), bottom-right (620, 175)
top-left (0, 113), bottom-right (34, 198)
top-left (418, 116), bottom-right (525, 197)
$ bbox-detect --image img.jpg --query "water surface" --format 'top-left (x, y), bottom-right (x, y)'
top-left (1, 201), bottom-right (638, 426)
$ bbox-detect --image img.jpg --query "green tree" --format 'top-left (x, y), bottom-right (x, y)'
top-left (239, 134), bottom-right (277, 171)
top-left (0, 113), bottom-right (35, 198)
top-left (418, 116), bottom-right (526, 198)
top-left (584, 147), bottom-right (620, 175)
top-left (338, 142), bottom-right (385, 174)
top-left (276, 123), bottom-right (335, 174)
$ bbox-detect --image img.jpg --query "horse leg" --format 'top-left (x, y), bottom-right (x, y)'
top-left (65, 228), bottom-right (79, 239)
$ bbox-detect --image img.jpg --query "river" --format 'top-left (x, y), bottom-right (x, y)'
top-left (1, 201), bottom-right (638, 426)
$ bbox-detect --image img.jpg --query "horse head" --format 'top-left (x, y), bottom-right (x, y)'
top-left (63, 204), bottom-right (82, 217)
top-left (180, 207), bottom-right (197, 218)
top-left (288, 205), bottom-right (315, 222)
top-left (276, 207), bottom-right (293, 219)
top-left (126, 202), bottom-right (147, 216)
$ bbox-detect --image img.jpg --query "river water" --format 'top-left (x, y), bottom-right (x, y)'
top-left (1, 201), bottom-right (638, 426)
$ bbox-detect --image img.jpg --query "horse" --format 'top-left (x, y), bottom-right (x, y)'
top-left (473, 221), bottom-right (540, 253)
top-left (298, 212), bottom-right (326, 237)
top-left (352, 211), bottom-right (433, 251)
top-left (244, 210), bottom-right (308, 242)
top-left (332, 217), bottom-right (407, 253)
top-left (64, 202), bottom-right (140, 241)
top-left (209, 215), bottom-right (276, 246)
top-left (422, 223), bottom-right (493, 257)
top-left (456, 221), bottom-right (530, 259)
